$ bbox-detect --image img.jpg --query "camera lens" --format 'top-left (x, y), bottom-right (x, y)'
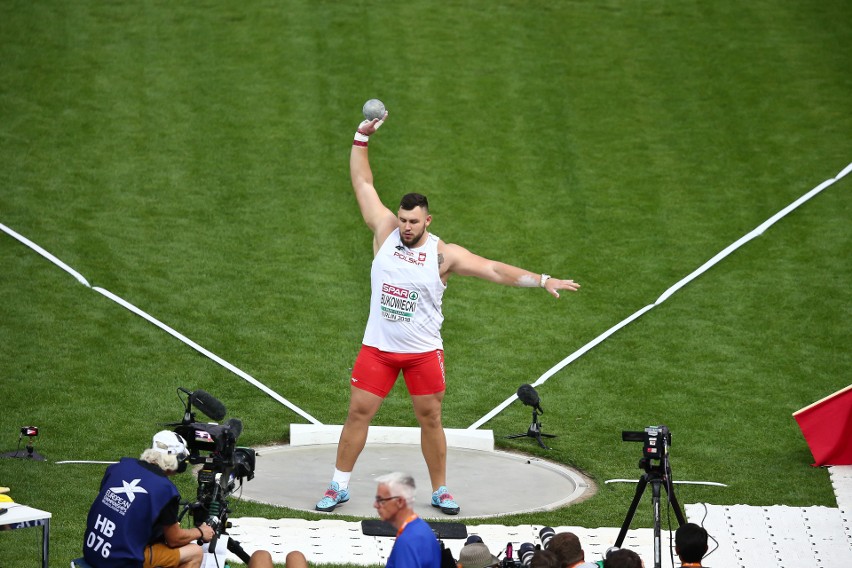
top-left (539, 526), bottom-right (555, 549)
top-left (518, 543), bottom-right (537, 567)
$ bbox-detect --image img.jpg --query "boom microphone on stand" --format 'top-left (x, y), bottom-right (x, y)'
top-left (517, 384), bottom-right (542, 412)
top-left (508, 384), bottom-right (555, 449)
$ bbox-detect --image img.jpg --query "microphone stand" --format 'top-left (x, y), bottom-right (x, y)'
top-left (506, 405), bottom-right (556, 449)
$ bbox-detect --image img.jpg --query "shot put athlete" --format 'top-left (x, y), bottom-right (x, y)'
top-left (315, 108), bottom-right (580, 515)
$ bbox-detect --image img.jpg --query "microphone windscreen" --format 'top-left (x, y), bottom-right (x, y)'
top-left (225, 418), bottom-right (243, 441)
top-left (191, 389), bottom-right (227, 421)
top-left (517, 384), bottom-right (540, 407)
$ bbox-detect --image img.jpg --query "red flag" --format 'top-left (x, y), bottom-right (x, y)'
top-left (793, 385), bottom-right (852, 466)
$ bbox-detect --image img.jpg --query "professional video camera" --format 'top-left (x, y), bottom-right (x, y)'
top-left (621, 425), bottom-right (671, 473)
top-left (167, 387), bottom-right (257, 564)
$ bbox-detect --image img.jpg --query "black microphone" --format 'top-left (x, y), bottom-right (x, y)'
top-left (517, 384), bottom-right (541, 409)
top-left (518, 384), bottom-right (544, 414)
top-left (225, 418), bottom-right (243, 441)
top-left (190, 390), bottom-right (227, 421)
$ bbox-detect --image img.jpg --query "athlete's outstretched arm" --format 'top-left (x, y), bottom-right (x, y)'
top-left (350, 113), bottom-right (396, 252)
top-left (440, 242), bottom-right (580, 298)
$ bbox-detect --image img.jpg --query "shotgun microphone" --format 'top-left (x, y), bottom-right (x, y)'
top-left (190, 390), bottom-right (227, 421)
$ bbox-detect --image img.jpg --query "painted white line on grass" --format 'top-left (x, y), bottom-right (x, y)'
top-left (469, 162), bottom-right (851, 430)
top-left (93, 287), bottom-right (322, 425)
top-left (55, 461), bottom-right (119, 465)
top-left (0, 221), bottom-right (321, 425)
top-left (0, 222), bottom-right (91, 287)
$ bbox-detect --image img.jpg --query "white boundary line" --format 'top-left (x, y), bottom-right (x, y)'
top-left (93, 287), bottom-right (321, 425)
top-left (0, 222), bottom-right (321, 425)
top-left (469, 162), bottom-right (851, 430)
top-left (0, 223), bottom-right (91, 287)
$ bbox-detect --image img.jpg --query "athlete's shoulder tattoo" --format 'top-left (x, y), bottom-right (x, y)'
top-left (437, 253), bottom-right (444, 266)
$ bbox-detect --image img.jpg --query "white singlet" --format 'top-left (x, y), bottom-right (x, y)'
top-left (362, 228), bottom-right (446, 353)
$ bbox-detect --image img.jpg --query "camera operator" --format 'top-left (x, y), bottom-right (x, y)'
top-left (82, 430), bottom-right (217, 568)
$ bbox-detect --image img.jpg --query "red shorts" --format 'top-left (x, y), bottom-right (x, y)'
top-left (351, 345), bottom-right (446, 397)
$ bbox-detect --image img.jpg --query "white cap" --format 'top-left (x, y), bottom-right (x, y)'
top-left (151, 430), bottom-right (188, 460)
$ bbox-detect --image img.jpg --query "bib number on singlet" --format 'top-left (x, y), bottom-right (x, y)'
top-left (380, 283), bottom-right (419, 322)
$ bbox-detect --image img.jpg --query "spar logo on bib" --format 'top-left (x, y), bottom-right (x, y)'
top-left (380, 283), bottom-right (419, 322)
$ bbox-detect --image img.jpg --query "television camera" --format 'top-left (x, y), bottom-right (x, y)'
top-left (622, 425), bottom-right (671, 473)
top-left (615, 425), bottom-right (685, 568)
top-left (167, 387), bottom-right (257, 564)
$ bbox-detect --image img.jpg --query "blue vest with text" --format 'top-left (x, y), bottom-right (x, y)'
top-left (83, 458), bottom-right (179, 568)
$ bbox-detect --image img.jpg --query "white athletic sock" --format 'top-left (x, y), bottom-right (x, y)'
top-left (332, 469), bottom-right (351, 490)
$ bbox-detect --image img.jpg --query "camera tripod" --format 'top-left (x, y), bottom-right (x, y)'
top-left (614, 461), bottom-right (685, 568)
top-left (179, 500), bottom-right (251, 565)
top-left (506, 407), bottom-right (556, 449)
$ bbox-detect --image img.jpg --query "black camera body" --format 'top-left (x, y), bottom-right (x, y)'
top-left (622, 425), bottom-right (670, 472)
top-left (176, 421), bottom-right (256, 481)
top-left (173, 421), bottom-right (256, 528)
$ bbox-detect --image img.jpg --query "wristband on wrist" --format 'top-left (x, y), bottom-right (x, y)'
top-left (197, 527), bottom-right (204, 541)
top-left (353, 131), bottom-right (369, 147)
top-left (540, 274), bottom-right (551, 288)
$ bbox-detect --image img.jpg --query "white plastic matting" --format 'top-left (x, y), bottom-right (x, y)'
top-left (224, 503), bottom-right (852, 567)
top-left (829, 465), bottom-right (852, 550)
top-left (224, 519), bottom-right (663, 566)
top-left (684, 503), bottom-right (852, 568)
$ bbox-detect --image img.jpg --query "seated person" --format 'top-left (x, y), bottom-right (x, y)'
top-left (82, 430), bottom-right (272, 568)
top-left (675, 523), bottom-right (709, 566)
top-left (602, 548), bottom-right (643, 568)
top-left (456, 541), bottom-right (500, 568)
top-left (547, 532), bottom-right (596, 568)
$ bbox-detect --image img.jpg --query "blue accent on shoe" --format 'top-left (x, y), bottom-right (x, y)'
top-left (431, 485), bottom-right (460, 515)
top-left (315, 481), bottom-right (350, 512)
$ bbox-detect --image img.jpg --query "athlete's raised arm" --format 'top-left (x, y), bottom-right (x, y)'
top-left (350, 112), bottom-right (396, 253)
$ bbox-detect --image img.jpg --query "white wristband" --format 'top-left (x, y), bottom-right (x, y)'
top-left (353, 131), bottom-right (370, 147)
top-left (540, 274), bottom-right (551, 288)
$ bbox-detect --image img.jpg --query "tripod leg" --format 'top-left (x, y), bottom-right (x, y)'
top-left (651, 479), bottom-right (663, 568)
top-left (664, 479), bottom-right (687, 526)
top-left (227, 536), bottom-right (252, 564)
top-left (614, 475), bottom-right (648, 548)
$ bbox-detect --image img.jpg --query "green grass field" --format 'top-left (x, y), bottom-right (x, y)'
top-left (1, 1), bottom-right (849, 566)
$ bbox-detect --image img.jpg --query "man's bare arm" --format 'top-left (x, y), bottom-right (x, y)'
top-left (350, 114), bottom-right (396, 252)
top-left (162, 521), bottom-right (214, 547)
top-left (440, 242), bottom-right (580, 298)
